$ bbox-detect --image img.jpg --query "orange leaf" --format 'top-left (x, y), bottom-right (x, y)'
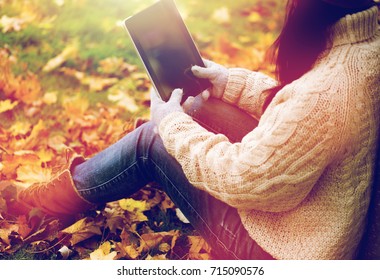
top-left (16, 164), bottom-right (52, 188)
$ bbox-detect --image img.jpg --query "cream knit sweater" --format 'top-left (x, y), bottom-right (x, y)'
top-left (159, 7), bottom-right (380, 259)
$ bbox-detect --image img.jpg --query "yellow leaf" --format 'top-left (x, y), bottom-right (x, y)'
top-left (62, 217), bottom-right (103, 245)
top-left (62, 94), bottom-right (89, 117)
top-left (90, 247), bottom-right (117, 260)
top-left (89, 241), bottom-right (117, 260)
top-left (119, 198), bottom-right (149, 212)
top-left (81, 76), bottom-right (118, 92)
top-left (0, 99), bottom-right (18, 113)
top-left (248, 11), bottom-right (262, 23)
top-left (108, 90), bottom-right (139, 113)
top-left (43, 43), bottom-right (78, 72)
top-left (35, 149), bottom-right (54, 163)
top-left (47, 134), bottom-right (68, 152)
top-left (23, 119), bottom-right (45, 149)
top-left (42, 91), bottom-right (58, 105)
top-left (16, 164), bottom-right (52, 188)
top-left (9, 121), bottom-right (31, 136)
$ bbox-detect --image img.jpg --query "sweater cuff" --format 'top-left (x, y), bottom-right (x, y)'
top-left (223, 68), bottom-right (251, 104)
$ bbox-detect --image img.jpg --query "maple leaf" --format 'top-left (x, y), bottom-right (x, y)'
top-left (90, 241), bottom-right (117, 260)
top-left (61, 217), bottom-right (103, 246)
top-left (62, 94), bottom-right (89, 118)
top-left (107, 90), bottom-right (139, 113)
top-left (22, 119), bottom-right (46, 150)
top-left (9, 121), bottom-right (32, 136)
top-left (139, 230), bottom-right (180, 253)
top-left (188, 236), bottom-right (212, 260)
top-left (1, 152), bottom-right (40, 180)
top-left (103, 206), bottom-right (128, 234)
top-left (97, 57), bottom-right (137, 76)
top-left (0, 99), bottom-right (18, 113)
top-left (60, 67), bottom-right (118, 91)
top-left (16, 164), bottom-right (52, 188)
top-left (7, 73), bottom-right (42, 105)
top-left (119, 198), bottom-right (150, 223)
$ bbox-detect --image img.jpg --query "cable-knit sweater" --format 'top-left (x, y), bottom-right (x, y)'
top-left (158, 6), bottom-right (380, 259)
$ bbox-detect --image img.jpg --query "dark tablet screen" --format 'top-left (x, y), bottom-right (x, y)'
top-left (124, 0), bottom-right (211, 102)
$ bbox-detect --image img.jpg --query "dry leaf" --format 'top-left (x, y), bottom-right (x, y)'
top-left (9, 121), bottom-right (31, 136)
top-left (61, 217), bottom-right (103, 245)
top-left (43, 43), bottom-right (78, 72)
top-left (188, 236), bottom-right (212, 260)
top-left (62, 94), bottom-right (89, 117)
top-left (42, 91), bottom-right (58, 105)
top-left (107, 90), bottom-right (139, 113)
top-left (0, 99), bottom-right (18, 113)
top-left (90, 241), bottom-right (117, 260)
top-left (119, 198), bottom-right (150, 222)
top-left (16, 164), bottom-right (52, 188)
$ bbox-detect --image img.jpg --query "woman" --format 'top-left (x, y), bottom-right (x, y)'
top-left (17, 0), bottom-right (380, 259)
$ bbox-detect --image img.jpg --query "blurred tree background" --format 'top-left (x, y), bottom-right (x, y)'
top-left (0, 0), bottom-right (285, 260)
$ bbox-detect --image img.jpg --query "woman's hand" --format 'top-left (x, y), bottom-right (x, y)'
top-left (191, 59), bottom-right (229, 100)
top-left (150, 88), bottom-right (184, 127)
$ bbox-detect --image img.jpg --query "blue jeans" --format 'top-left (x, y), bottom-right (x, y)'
top-left (72, 97), bottom-right (273, 260)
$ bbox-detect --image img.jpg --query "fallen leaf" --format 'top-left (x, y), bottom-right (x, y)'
top-left (188, 236), bottom-right (212, 260)
top-left (16, 164), bottom-right (52, 188)
top-left (248, 11), bottom-right (262, 23)
top-left (90, 241), bottom-right (117, 260)
top-left (42, 91), bottom-right (58, 105)
top-left (9, 121), bottom-right (31, 136)
top-left (42, 43), bottom-right (78, 72)
top-left (107, 90), bottom-right (139, 113)
top-left (62, 94), bottom-right (89, 117)
top-left (0, 99), bottom-right (18, 113)
top-left (119, 198), bottom-right (150, 222)
top-left (61, 217), bottom-right (103, 246)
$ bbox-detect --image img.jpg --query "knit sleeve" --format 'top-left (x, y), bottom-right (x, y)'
top-left (158, 87), bottom-right (342, 213)
top-left (221, 68), bottom-right (278, 119)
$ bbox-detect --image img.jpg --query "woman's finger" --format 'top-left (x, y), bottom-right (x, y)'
top-left (169, 88), bottom-right (183, 105)
top-left (191, 65), bottom-right (217, 79)
top-left (201, 90), bottom-right (210, 101)
top-left (182, 96), bottom-right (195, 112)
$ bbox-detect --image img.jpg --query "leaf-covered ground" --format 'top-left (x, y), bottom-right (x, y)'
top-left (0, 0), bottom-right (284, 260)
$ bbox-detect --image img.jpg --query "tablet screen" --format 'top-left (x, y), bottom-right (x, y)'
top-left (124, 0), bottom-right (211, 102)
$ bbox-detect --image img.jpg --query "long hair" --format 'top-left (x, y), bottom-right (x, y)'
top-left (263, 0), bottom-right (375, 110)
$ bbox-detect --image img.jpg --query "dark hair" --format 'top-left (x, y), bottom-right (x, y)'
top-left (262, 0), bottom-right (375, 110)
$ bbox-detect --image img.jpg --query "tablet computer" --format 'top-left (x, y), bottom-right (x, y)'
top-left (124, 0), bottom-right (211, 103)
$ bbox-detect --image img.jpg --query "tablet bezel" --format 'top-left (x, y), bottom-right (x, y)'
top-left (123, 0), bottom-right (211, 102)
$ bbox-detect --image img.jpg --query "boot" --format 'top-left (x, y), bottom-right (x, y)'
top-left (17, 155), bottom-right (95, 218)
